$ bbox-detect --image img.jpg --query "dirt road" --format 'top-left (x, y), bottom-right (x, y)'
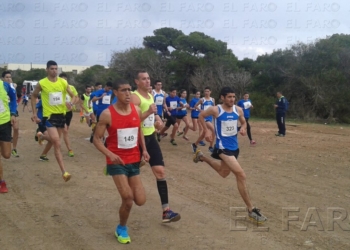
top-left (1, 111), bottom-right (350, 250)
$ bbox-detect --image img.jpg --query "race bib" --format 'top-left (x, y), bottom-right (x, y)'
top-left (155, 96), bottom-right (163, 105)
top-left (244, 101), bottom-right (252, 109)
top-left (117, 127), bottom-right (138, 149)
top-left (0, 100), bottom-right (5, 113)
top-left (102, 95), bottom-right (111, 104)
top-left (170, 101), bottom-right (177, 109)
top-left (49, 92), bottom-right (63, 105)
top-left (143, 113), bottom-right (154, 127)
top-left (221, 120), bottom-right (237, 137)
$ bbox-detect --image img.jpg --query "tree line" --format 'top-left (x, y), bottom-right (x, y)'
top-left (3, 29), bottom-right (350, 123)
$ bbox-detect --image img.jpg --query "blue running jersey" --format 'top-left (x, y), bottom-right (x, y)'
top-left (214, 105), bottom-right (239, 151)
top-left (153, 90), bottom-right (165, 116)
top-left (201, 97), bottom-right (215, 122)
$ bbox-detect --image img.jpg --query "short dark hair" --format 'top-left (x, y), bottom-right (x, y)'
top-left (2, 70), bottom-right (11, 78)
top-left (85, 85), bottom-right (91, 89)
top-left (59, 73), bottom-right (67, 78)
top-left (46, 60), bottom-right (57, 69)
top-left (134, 70), bottom-right (148, 80)
top-left (204, 86), bottom-right (211, 91)
top-left (220, 87), bottom-right (235, 98)
top-left (106, 81), bottom-right (113, 87)
top-left (113, 79), bottom-right (129, 90)
top-left (154, 80), bottom-right (161, 85)
top-left (95, 82), bottom-right (102, 86)
top-left (169, 86), bottom-right (177, 92)
top-left (179, 89), bottom-right (186, 95)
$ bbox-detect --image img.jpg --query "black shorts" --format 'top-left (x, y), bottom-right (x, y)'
top-left (42, 114), bottom-right (66, 128)
top-left (0, 121), bottom-right (12, 142)
top-left (176, 114), bottom-right (187, 120)
top-left (211, 147), bottom-right (239, 160)
top-left (191, 116), bottom-right (198, 119)
top-left (144, 133), bottom-right (164, 167)
top-left (165, 115), bottom-right (176, 127)
top-left (65, 111), bottom-right (73, 126)
top-left (38, 123), bottom-right (46, 133)
top-left (96, 115), bottom-right (100, 122)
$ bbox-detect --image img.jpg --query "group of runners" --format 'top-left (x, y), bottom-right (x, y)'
top-left (0, 62), bottom-right (267, 245)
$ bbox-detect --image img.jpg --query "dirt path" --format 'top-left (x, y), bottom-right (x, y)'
top-left (1, 111), bottom-right (350, 250)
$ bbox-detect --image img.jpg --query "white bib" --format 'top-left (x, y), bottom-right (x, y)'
top-left (204, 105), bottom-right (211, 110)
top-left (170, 101), bottom-right (177, 109)
top-left (117, 127), bottom-right (138, 149)
top-left (49, 92), bottom-right (63, 105)
top-left (102, 95), bottom-right (111, 104)
top-left (243, 101), bottom-right (252, 109)
top-left (155, 96), bottom-right (163, 105)
top-left (0, 100), bottom-right (5, 113)
top-left (143, 113), bottom-right (154, 128)
top-left (221, 120), bottom-right (237, 137)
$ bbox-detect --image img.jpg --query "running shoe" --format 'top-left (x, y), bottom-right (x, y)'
top-left (37, 132), bottom-right (44, 145)
top-left (208, 147), bottom-right (214, 153)
top-left (199, 140), bottom-right (206, 146)
top-left (170, 139), bottom-right (177, 146)
top-left (0, 181), bottom-right (8, 193)
top-left (11, 149), bottom-right (19, 157)
top-left (177, 131), bottom-right (184, 136)
top-left (160, 133), bottom-right (168, 139)
top-left (191, 143), bottom-right (197, 153)
top-left (162, 209), bottom-right (181, 223)
top-left (68, 150), bottom-right (74, 157)
top-left (193, 149), bottom-right (204, 163)
top-left (250, 140), bottom-right (256, 146)
top-left (275, 133), bottom-right (285, 137)
top-left (39, 155), bottom-right (49, 161)
top-left (115, 225), bottom-right (131, 244)
top-left (62, 172), bottom-right (71, 182)
top-left (248, 207), bottom-right (267, 224)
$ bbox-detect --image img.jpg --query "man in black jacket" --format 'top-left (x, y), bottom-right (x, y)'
top-left (274, 91), bottom-right (287, 137)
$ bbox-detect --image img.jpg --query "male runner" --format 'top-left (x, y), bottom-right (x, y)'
top-left (1, 71), bottom-right (20, 157)
top-left (191, 87), bottom-right (215, 153)
top-left (131, 70), bottom-right (180, 223)
top-left (0, 77), bottom-right (17, 193)
top-left (93, 79), bottom-right (149, 244)
top-left (31, 60), bottom-right (75, 182)
top-left (193, 87), bottom-right (267, 223)
top-left (80, 85), bottom-right (96, 127)
top-left (59, 73), bottom-right (78, 157)
top-left (237, 93), bottom-right (256, 145)
top-left (89, 82), bottom-right (102, 117)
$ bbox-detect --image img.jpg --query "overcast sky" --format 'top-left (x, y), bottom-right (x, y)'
top-left (1, 0), bottom-right (349, 66)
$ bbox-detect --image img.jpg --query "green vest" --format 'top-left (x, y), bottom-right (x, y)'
top-left (0, 81), bottom-right (10, 125)
top-left (133, 90), bottom-right (155, 136)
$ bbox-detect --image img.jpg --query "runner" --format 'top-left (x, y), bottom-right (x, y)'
top-left (0, 77), bottom-right (18, 193)
top-left (192, 86), bottom-right (267, 223)
top-left (188, 90), bottom-right (205, 146)
top-left (158, 87), bottom-right (183, 146)
top-left (1, 71), bottom-right (20, 157)
top-left (237, 93), bottom-right (256, 145)
top-left (176, 89), bottom-right (193, 141)
top-left (89, 82), bottom-right (102, 118)
top-left (22, 93), bottom-right (30, 112)
top-left (59, 73), bottom-right (79, 157)
top-left (80, 85), bottom-right (96, 128)
top-left (89, 82), bottom-right (113, 143)
top-left (93, 79), bottom-right (149, 244)
top-left (30, 60), bottom-right (75, 182)
top-left (191, 87), bottom-right (215, 153)
top-left (131, 70), bottom-right (180, 223)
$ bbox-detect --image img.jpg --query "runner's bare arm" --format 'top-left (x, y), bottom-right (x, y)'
top-left (198, 106), bottom-right (218, 133)
top-left (195, 99), bottom-right (203, 111)
top-left (131, 93), bottom-right (156, 122)
top-left (31, 83), bottom-right (42, 118)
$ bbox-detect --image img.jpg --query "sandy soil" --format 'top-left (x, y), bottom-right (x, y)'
top-left (1, 110), bottom-right (350, 250)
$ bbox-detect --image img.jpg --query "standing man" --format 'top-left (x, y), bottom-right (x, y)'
top-left (59, 73), bottom-right (78, 157)
top-left (93, 79), bottom-right (149, 244)
top-left (31, 60), bottom-right (75, 182)
top-left (274, 91), bottom-right (287, 137)
top-left (237, 93), bottom-right (256, 145)
top-left (0, 76), bottom-right (18, 193)
top-left (193, 87), bottom-right (267, 223)
top-left (1, 71), bottom-right (20, 157)
top-left (131, 70), bottom-right (180, 223)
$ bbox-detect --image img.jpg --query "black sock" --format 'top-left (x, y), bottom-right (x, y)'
top-left (157, 179), bottom-right (169, 209)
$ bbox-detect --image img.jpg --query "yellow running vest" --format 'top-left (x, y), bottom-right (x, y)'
top-left (0, 81), bottom-right (10, 125)
top-left (133, 90), bottom-right (155, 136)
top-left (83, 93), bottom-right (92, 112)
top-left (65, 85), bottom-right (78, 112)
top-left (40, 77), bottom-right (68, 117)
